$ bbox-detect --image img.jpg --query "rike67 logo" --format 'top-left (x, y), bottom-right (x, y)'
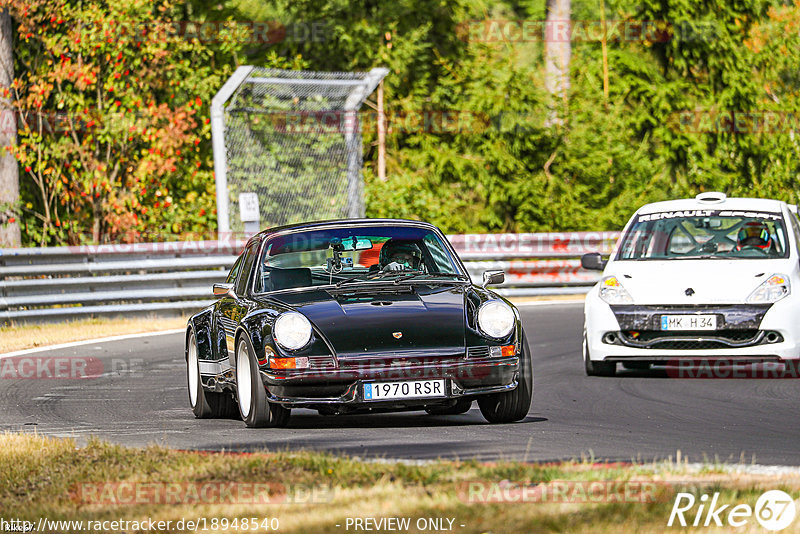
top-left (668, 490), bottom-right (796, 531)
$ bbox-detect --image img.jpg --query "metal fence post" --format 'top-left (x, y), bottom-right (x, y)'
top-left (211, 66), bottom-right (254, 240)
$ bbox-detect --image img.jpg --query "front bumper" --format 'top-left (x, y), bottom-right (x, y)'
top-left (584, 288), bottom-right (800, 362)
top-left (260, 355), bottom-right (520, 408)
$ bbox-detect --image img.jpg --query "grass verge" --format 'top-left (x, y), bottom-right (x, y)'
top-left (0, 316), bottom-right (187, 353)
top-left (2, 433), bottom-right (799, 533)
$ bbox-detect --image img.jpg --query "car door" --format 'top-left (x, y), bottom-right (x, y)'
top-left (216, 240), bottom-right (260, 365)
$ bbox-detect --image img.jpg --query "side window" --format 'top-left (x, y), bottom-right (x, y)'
top-left (226, 254), bottom-right (244, 285)
top-left (235, 241), bottom-right (260, 296)
top-left (423, 234), bottom-right (457, 273)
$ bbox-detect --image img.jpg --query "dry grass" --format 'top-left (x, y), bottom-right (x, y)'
top-left (0, 316), bottom-right (187, 353)
top-left (2, 433), bottom-right (799, 533)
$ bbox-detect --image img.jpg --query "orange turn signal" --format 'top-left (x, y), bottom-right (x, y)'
top-left (269, 357), bottom-right (309, 369)
top-left (270, 357), bottom-right (296, 369)
top-left (501, 345), bottom-right (516, 357)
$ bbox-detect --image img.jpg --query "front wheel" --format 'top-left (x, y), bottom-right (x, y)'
top-left (187, 331), bottom-right (238, 418)
top-left (477, 332), bottom-right (533, 424)
top-left (235, 336), bottom-right (290, 428)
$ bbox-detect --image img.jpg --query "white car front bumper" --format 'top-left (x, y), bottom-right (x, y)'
top-left (584, 285), bottom-right (800, 362)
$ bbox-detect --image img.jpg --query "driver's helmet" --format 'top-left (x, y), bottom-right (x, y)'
top-left (736, 221), bottom-right (772, 250)
top-left (379, 240), bottom-right (423, 270)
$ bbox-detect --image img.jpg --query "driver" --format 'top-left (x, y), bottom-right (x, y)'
top-left (379, 240), bottom-right (424, 271)
top-left (735, 221), bottom-right (773, 251)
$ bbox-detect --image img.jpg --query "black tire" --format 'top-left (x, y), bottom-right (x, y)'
top-left (583, 333), bottom-right (616, 377)
top-left (477, 331), bottom-right (533, 424)
top-left (425, 398), bottom-right (472, 415)
top-left (622, 362), bottom-right (650, 371)
top-left (235, 335), bottom-right (290, 428)
top-left (187, 331), bottom-right (239, 419)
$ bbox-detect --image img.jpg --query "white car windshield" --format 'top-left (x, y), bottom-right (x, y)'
top-left (616, 210), bottom-right (789, 260)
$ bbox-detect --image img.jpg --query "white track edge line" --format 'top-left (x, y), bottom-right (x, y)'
top-left (1, 328), bottom-right (186, 358)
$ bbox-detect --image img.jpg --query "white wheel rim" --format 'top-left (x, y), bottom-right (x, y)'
top-left (237, 340), bottom-right (252, 418)
top-left (188, 335), bottom-right (199, 408)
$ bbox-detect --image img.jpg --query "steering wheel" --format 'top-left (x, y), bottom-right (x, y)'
top-left (737, 244), bottom-right (769, 256)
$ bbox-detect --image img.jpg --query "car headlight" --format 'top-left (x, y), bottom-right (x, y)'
top-left (477, 300), bottom-right (515, 339)
top-left (273, 312), bottom-right (313, 351)
top-left (598, 276), bottom-right (634, 304)
top-left (747, 274), bottom-right (791, 304)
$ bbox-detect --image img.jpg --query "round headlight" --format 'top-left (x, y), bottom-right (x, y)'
top-left (273, 312), bottom-right (312, 351)
top-left (477, 300), bottom-right (515, 339)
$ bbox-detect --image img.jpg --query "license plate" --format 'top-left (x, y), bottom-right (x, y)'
top-left (660, 314), bottom-right (717, 331)
top-left (363, 380), bottom-right (446, 401)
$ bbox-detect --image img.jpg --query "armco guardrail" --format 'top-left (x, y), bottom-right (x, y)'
top-left (0, 232), bottom-right (619, 323)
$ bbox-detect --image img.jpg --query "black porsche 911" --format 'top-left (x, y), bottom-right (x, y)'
top-left (185, 219), bottom-right (532, 427)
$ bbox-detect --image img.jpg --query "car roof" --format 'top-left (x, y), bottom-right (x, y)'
top-left (637, 195), bottom-right (789, 215)
top-left (253, 218), bottom-right (439, 240)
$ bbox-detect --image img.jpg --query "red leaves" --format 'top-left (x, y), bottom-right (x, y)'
top-left (10, 0), bottom-right (219, 245)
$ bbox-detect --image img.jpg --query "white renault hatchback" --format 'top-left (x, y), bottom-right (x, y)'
top-left (581, 192), bottom-right (800, 376)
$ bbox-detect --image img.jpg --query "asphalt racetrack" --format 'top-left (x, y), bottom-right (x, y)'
top-left (3, 301), bottom-right (800, 465)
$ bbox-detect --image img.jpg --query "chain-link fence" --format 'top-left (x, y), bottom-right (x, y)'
top-left (211, 67), bottom-right (388, 235)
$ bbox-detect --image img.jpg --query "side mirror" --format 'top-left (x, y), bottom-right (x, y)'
top-left (580, 252), bottom-right (607, 271)
top-left (213, 282), bottom-right (236, 299)
top-left (482, 270), bottom-right (505, 288)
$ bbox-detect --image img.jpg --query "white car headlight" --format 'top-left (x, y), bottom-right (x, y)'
top-left (477, 300), bottom-right (515, 339)
top-left (273, 312), bottom-right (313, 351)
top-left (747, 274), bottom-right (791, 304)
top-left (598, 276), bottom-right (634, 304)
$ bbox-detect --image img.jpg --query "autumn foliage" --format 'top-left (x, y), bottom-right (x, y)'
top-left (3, 0), bottom-right (227, 245)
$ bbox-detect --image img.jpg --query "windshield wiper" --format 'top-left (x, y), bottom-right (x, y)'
top-left (333, 270), bottom-right (403, 288)
top-left (392, 272), bottom-right (470, 284)
top-left (334, 271), bottom-right (469, 288)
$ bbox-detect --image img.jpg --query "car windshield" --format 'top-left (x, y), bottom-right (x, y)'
top-left (254, 225), bottom-right (462, 292)
top-left (616, 210), bottom-right (790, 260)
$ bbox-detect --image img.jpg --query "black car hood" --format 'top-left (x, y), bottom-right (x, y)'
top-left (267, 285), bottom-right (467, 357)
